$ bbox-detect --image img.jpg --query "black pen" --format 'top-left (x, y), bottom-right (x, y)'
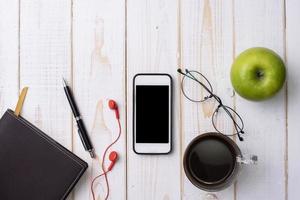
top-left (62, 78), bottom-right (95, 158)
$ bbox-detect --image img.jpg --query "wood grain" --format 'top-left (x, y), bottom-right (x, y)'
top-left (19, 0), bottom-right (72, 147)
top-left (286, 0), bottom-right (300, 199)
top-left (180, 0), bottom-right (235, 199)
top-left (234, 1), bottom-right (286, 199)
top-left (72, 0), bottom-right (126, 199)
top-left (126, 0), bottom-right (181, 199)
top-left (0, 0), bottom-right (19, 114)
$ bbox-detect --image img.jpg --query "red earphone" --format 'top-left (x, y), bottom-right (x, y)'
top-left (108, 99), bottom-right (120, 119)
top-left (107, 100), bottom-right (119, 170)
top-left (108, 151), bottom-right (118, 171)
top-left (91, 99), bottom-right (121, 200)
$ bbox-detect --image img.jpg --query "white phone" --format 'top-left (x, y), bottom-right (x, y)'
top-left (133, 74), bottom-right (172, 154)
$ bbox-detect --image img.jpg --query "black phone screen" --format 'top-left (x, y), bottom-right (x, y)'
top-left (136, 85), bottom-right (169, 143)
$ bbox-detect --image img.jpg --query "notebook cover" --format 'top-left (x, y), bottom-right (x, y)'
top-left (0, 109), bottom-right (88, 200)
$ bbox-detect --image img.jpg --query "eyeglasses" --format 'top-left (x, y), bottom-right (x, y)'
top-left (177, 68), bottom-right (245, 141)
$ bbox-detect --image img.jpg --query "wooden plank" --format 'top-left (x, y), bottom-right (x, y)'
top-left (233, 1), bottom-right (286, 199)
top-left (0, 0), bottom-right (19, 114)
top-left (19, 0), bottom-right (73, 199)
top-left (180, 0), bottom-right (235, 199)
top-left (126, 0), bottom-right (181, 199)
top-left (72, 0), bottom-right (126, 199)
top-left (19, 0), bottom-right (72, 147)
top-left (286, 0), bottom-right (300, 199)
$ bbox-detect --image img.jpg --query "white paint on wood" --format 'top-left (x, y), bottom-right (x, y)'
top-left (286, 0), bottom-right (300, 199)
top-left (72, 0), bottom-right (126, 200)
top-left (127, 0), bottom-right (181, 199)
top-left (0, 0), bottom-right (19, 114)
top-left (234, 1), bottom-right (286, 200)
top-left (19, 0), bottom-right (72, 148)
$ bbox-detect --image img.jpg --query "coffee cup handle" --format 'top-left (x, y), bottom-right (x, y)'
top-left (236, 154), bottom-right (258, 165)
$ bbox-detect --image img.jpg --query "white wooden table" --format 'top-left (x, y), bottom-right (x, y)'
top-left (0, 0), bottom-right (299, 199)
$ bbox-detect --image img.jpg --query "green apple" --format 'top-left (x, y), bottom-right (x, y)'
top-left (231, 47), bottom-right (286, 101)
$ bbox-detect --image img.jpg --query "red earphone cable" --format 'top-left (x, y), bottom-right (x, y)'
top-left (91, 117), bottom-right (121, 200)
top-left (91, 171), bottom-right (106, 200)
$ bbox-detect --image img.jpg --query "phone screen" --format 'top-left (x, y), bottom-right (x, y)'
top-left (136, 85), bottom-right (169, 143)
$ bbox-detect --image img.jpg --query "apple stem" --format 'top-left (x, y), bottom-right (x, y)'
top-left (256, 70), bottom-right (264, 79)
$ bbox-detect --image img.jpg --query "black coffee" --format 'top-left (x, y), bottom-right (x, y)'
top-left (188, 137), bottom-right (235, 184)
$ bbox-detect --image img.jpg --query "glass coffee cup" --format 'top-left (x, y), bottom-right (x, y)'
top-left (183, 132), bottom-right (257, 191)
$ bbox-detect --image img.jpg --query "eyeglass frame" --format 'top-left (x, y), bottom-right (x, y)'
top-left (177, 68), bottom-right (245, 141)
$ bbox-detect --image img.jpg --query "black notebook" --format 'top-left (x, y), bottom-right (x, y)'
top-left (0, 109), bottom-right (88, 200)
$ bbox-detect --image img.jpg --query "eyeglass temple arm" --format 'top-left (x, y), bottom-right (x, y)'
top-left (222, 106), bottom-right (244, 132)
top-left (177, 68), bottom-right (186, 76)
top-left (221, 107), bottom-right (244, 141)
top-left (177, 68), bottom-right (214, 98)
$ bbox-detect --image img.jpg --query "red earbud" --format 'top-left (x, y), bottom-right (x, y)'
top-left (91, 100), bottom-right (122, 200)
top-left (108, 151), bottom-right (118, 171)
top-left (106, 100), bottom-right (120, 171)
top-left (108, 100), bottom-right (119, 119)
